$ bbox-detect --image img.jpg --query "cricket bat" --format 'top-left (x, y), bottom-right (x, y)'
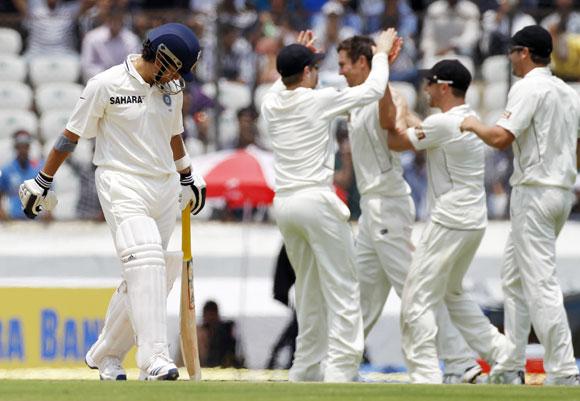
top-left (180, 205), bottom-right (202, 381)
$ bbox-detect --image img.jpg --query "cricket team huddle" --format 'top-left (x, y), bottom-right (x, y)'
top-left (15, 4), bottom-right (580, 386)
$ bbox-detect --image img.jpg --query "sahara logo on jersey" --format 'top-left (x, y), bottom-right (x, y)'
top-left (110, 95), bottom-right (144, 105)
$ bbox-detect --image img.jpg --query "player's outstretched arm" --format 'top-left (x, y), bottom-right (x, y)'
top-left (19, 129), bottom-right (80, 219)
top-left (460, 116), bottom-right (514, 150)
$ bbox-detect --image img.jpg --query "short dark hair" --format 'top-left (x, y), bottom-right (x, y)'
top-left (237, 106), bottom-right (258, 120)
top-left (450, 87), bottom-right (466, 98)
top-left (337, 35), bottom-right (375, 67)
top-left (282, 71), bottom-right (303, 86)
top-left (530, 53), bottom-right (551, 66)
top-left (141, 41), bottom-right (155, 62)
top-left (203, 300), bottom-right (218, 314)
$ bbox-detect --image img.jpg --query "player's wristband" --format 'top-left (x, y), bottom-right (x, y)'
top-left (180, 172), bottom-right (194, 186)
top-left (175, 154), bottom-right (191, 172)
top-left (34, 171), bottom-right (53, 190)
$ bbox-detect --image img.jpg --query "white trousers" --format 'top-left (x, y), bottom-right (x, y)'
top-left (494, 186), bottom-right (578, 378)
top-left (356, 195), bottom-right (476, 375)
top-left (95, 168), bottom-right (180, 245)
top-left (93, 168), bottom-right (180, 369)
top-left (400, 222), bottom-right (507, 383)
top-left (274, 188), bottom-right (364, 382)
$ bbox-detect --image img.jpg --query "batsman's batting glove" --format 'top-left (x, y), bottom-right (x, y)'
top-left (179, 170), bottom-right (206, 215)
top-left (19, 172), bottom-right (58, 219)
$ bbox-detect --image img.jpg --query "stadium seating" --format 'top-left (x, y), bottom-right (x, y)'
top-left (39, 109), bottom-right (72, 143)
top-left (481, 55), bottom-right (510, 84)
top-left (0, 82), bottom-right (33, 110)
top-left (465, 84), bottom-right (480, 111)
top-left (35, 82), bottom-right (83, 114)
top-left (202, 79), bottom-right (252, 113)
top-left (29, 55), bottom-right (81, 87)
top-left (482, 82), bottom-right (509, 112)
top-left (0, 55), bottom-right (27, 82)
top-left (0, 27), bottom-right (23, 55)
top-left (0, 109), bottom-right (38, 139)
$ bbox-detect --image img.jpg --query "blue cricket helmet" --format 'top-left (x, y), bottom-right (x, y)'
top-left (146, 23), bottom-right (201, 82)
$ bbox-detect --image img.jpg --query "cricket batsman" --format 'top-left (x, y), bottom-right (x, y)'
top-left (18, 23), bottom-right (206, 380)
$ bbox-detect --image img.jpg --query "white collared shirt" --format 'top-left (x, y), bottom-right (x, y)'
top-left (66, 54), bottom-right (184, 177)
top-left (348, 100), bottom-right (410, 198)
top-left (497, 67), bottom-right (580, 190)
top-left (261, 53), bottom-right (389, 192)
top-left (406, 104), bottom-right (486, 230)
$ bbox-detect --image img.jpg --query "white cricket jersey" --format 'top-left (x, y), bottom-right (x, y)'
top-left (348, 101), bottom-right (411, 197)
top-left (496, 67), bottom-right (580, 190)
top-left (66, 54), bottom-right (184, 177)
top-left (406, 104), bottom-right (486, 230)
top-left (261, 53), bottom-right (389, 192)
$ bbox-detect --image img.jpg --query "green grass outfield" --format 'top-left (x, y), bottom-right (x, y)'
top-left (1, 381), bottom-right (580, 401)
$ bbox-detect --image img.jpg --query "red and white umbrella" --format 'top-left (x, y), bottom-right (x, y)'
top-left (192, 145), bottom-right (275, 208)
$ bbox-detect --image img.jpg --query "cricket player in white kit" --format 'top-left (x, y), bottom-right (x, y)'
top-left (18, 23), bottom-right (207, 381)
top-left (386, 59), bottom-right (508, 384)
top-left (461, 25), bottom-right (580, 385)
top-left (261, 29), bottom-right (398, 382)
top-left (337, 36), bottom-right (482, 384)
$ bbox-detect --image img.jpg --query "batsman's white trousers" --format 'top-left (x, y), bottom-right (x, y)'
top-left (494, 185), bottom-right (578, 379)
top-left (356, 195), bottom-right (476, 375)
top-left (274, 187), bottom-right (364, 382)
top-left (95, 168), bottom-right (180, 245)
top-left (400, 222), bottom-right (507, 383)
top-left (92, 168), bottom-right (180, 369)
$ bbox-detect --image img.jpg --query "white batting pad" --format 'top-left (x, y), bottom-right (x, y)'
top-left (85, 281), bottom-right (134, 366)
top-left (116, 216), bottom-right (170, 370)
top-left (86, 250), bottom-right (185, 367)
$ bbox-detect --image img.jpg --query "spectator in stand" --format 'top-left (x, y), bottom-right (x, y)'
top-left (362, 0), bottom-right (417, 37)
top-left (65, 140), bottom-right (104, 221)
top-left (79, 0), bottom-right (130, 36)
top-left (235, 106), bottom-right (261, 150)
top-left (313, 1), bottom-right (359, 79)
top-left (11, 0), bottom-right (95, 59)
top-left (541, 0), bottom-right (580, 35)
top-left (0, 131), bottom-right (44, 220)
top-left (217, 0), bottom-right (258, 32)
top-left (81, 6), bottom-right (141, 82)
top-left (366, 0), bottom-right (419, 83)
top-left (197, 23), bottom-right (256, 86)
top-left (420, 0), bottom-right (480, 69)
top-left (197, 300), bottom-right (246, 368)
top-left (542, 0), bottom-right (580, 81)
top-left (480, 0), bottom-right (536, 59)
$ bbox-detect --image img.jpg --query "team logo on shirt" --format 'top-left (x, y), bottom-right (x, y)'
top-left (415, 126), bottom-right (426, 141)
top-left (163, 94), bottom-right (172, 106)
top-left (502, 110), bottom-right (512, 119)
top-left (109, 96), bottom-right (144, 105)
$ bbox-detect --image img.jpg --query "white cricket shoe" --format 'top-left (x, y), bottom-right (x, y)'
top-left (139, 357), bottom-right (179, 381)
top-left (85, 355), bottom-right (127, 381)
top-left (544, 374), bottom-right (580, 386)
top-left (443, 364), bottom-right (483, 384)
